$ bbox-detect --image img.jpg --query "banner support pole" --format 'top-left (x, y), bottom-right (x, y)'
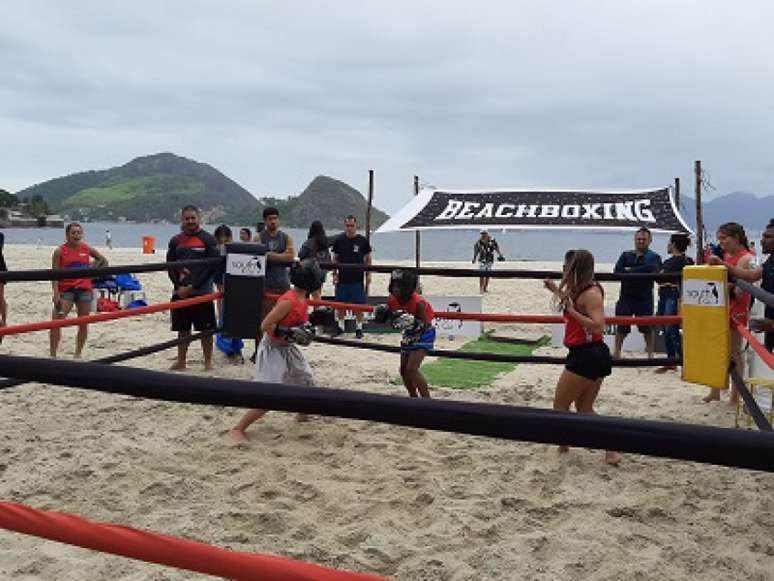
top-left (413, 175), bottom-right (421, 272)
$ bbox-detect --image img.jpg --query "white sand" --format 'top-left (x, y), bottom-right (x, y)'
top-left (0, 244), bottom-right (772, 580)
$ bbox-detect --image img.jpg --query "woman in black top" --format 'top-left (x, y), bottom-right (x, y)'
top-left (655, 233), bottom-right (693, 373)
top-left (298, 220), bottom-right (331, 300)
top-left (0, 232), bottom-right (7, 338)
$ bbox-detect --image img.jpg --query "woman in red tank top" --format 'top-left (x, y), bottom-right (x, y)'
top-left (544, 249), bottom-right (620, 466)
top-left (49, 223), bottom-right (108, 358)
top-left (704, 222), bottom-right (755, 406)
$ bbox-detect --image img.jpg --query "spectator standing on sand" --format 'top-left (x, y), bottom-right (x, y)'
top-left (167, 205), bottom-right (219, 371)
top-left (331, 215), bottom-right (372, 339)
top-left (49, 223), bottom-right (109, 358)
top-left (613, 227), bottom-right (662, 358)
top-left (472, 229), bottom-right (505, 293)
top-left (298, 220), bottom-right (331, 302)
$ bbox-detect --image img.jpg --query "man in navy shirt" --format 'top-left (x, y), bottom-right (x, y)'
top-left (720, 221), bottom-right (774, 351)
top-left (167, 205), bottom-right (220, 370)
top-left (613, 227), bottom-right (662, 358)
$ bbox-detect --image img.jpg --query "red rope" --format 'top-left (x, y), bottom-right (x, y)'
top-left (0, 292), bottom-right (222, 337)
top-left (735, 322), bottom-right (774, 371)
top-left (270, 294), bottom-right (682, 325)
top-left (0, 501), bottom-right (386, 580)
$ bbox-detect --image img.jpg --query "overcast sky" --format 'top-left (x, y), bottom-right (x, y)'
top-left (2, 1), bottom-right (773, 213)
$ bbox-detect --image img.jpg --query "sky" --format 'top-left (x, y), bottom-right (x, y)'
top-left (2, 1), bottom-right (773, 214)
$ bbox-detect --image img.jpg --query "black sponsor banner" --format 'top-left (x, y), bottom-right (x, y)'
top-left (399, 188), bottom-right (689, 232)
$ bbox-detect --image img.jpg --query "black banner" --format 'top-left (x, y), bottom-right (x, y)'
top-left (382, 188), bottom-right (690, 233)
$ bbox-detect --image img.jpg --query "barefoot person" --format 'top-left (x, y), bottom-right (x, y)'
top-left (374, 269), bottom-right (435, 398)
top-left (229, 259), bottom-right (322, 442)
top-left (49, 223), bottom-right (109, 358)
top-left (544, 249), bottom-right (621, 465)
top-left (705, 222), bottom-right (755, 405)
top-left (167, 205), bottom-right (219, 371)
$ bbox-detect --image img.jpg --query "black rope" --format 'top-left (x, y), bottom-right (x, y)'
top-left (0, 258), bottom-right (677, 283)
top-left (311, 335), bottom-right (679, 367)
top-left (0, 329), bottom-right (216, 390)
top-left (730, 368), bottom-right (773, 432)
top-left (318, 262), bottom-right (680, 282)
top-left (0, 355), bottom-right (771, 472)
top-left (0, 258), bottom-right (223, 283)
top-left (735, 279), bottom-right (774, 310)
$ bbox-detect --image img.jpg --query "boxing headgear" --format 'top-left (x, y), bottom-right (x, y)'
top-left (388, 269), bottom-right (418, 301)
top-left (290, 259), bottom-right (323, 292)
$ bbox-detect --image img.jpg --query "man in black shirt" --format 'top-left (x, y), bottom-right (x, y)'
top-left (723, 222), bottom-right (774, 351)
top-left (167, 205), bottom-right (220, 370)
top-left (331, 215), bottom-right (372, 338)
top-left (654, 233), bottom-right (693, 372)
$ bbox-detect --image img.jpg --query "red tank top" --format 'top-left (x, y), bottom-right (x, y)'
top-left (563, 285), bottom-right (603, 347)
top-left (58, 242), bottom-right (93, 291)
top-left (725, 249), bottom-right (752, 324)
top-left (388, 292), bottom-right (434, 323)
top-left (271, 290), bottom-right (309, 341)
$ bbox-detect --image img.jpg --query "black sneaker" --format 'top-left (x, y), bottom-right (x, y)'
top-left (355, 328), bottom-right (364, 339)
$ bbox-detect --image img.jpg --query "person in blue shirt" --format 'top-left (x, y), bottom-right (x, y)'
top-left (613, 227), bottom-right (662, 358)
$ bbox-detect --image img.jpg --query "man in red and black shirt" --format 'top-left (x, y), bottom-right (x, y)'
top-left (167, 205), bottom-right (219, 370)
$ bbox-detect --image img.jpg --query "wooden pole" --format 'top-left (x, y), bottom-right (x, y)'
top-left (674, 177), bottom-right (680, 210)
top-left (365, 170), bottom-right (374, 298)
top-left (695, 161), bottom-right (704, 264)
top-left (414, 176), bottom-right (421, 270)
top-left (365, 169), bottom-right (374, 242)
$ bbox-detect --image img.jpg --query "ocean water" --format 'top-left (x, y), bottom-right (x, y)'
top-left (0, 221), bottom-right (757, 263)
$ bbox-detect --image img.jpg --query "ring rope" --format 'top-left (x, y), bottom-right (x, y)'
top-left (0, 501), bottom-right (385, 581)
top-left (735, 278), bottom-right (774, 309)
top-left (310, 335), bottom-right (680, 367)
top-left (0, 292), bottom-right (221, 337)
top-left (730, 368), bottom-right (773, 432)
top-left (0, 258), bottom-right (678, 283)
top-left (1, 355), bottom-right (772, 472)
top-left (735, 322), bottom-right (774, 371)
top-left (0, 329), bottom-right (216, 390)
top-left (296, 295), bottom-right (682, 326)
top-left (0, 257), bottom-right (223, 283)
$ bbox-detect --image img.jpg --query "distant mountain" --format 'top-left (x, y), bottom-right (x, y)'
top-left (14, 154), bottom-right (390, 228)
top-left (15, 153), bottom-right (261, 223)
top-left (262, 175), bottom-right (389, 229)
top-left (676, 191), bottom-right (773, 233)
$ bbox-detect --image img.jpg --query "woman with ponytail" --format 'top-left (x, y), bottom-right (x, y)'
top-left (705, 222), bottom-right (754, 405)
top-left (544, 249), bottom-right (620, 465)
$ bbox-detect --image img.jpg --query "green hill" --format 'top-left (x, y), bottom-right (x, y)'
top-left (15, 154), bottom-right (390, 228)
top-left (16, 153), bottom-right (261, 223)
top-left (261, 175), bottom-right (389, 229)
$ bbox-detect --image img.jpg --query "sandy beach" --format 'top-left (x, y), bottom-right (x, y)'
top-left (0, 244), bottom-right (772, 580)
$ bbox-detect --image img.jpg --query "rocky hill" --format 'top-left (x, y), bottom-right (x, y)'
top-left (261, 175), bottom-right (389, 229)
top-left (15, 153), bottom-right (261, 223)
top-left (14, 154), bottom-right (390, 228)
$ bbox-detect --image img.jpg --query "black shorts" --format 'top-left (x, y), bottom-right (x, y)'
top-left (170, 297), bottom-right (217, 332)
top-left (566, 342), bottom-right (612, 381)
top-left (615, 296), bottom-right (654, 334)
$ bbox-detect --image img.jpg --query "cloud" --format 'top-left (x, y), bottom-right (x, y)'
top-left (2, 0), bottom-right (774, 212)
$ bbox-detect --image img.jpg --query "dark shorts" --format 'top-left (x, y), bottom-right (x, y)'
top-left (171, 297), bottom-right (217, 332)
top-left (766, 332), bottom-right (774, 353)
top-left (335, 282), bottom-right (366, 304)
top-left (566, 342), bottom-right (612, 381)
top-left (401, 327), bottom-right (437, 354)
top-left (615, 296), bottom-right (654, 334)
